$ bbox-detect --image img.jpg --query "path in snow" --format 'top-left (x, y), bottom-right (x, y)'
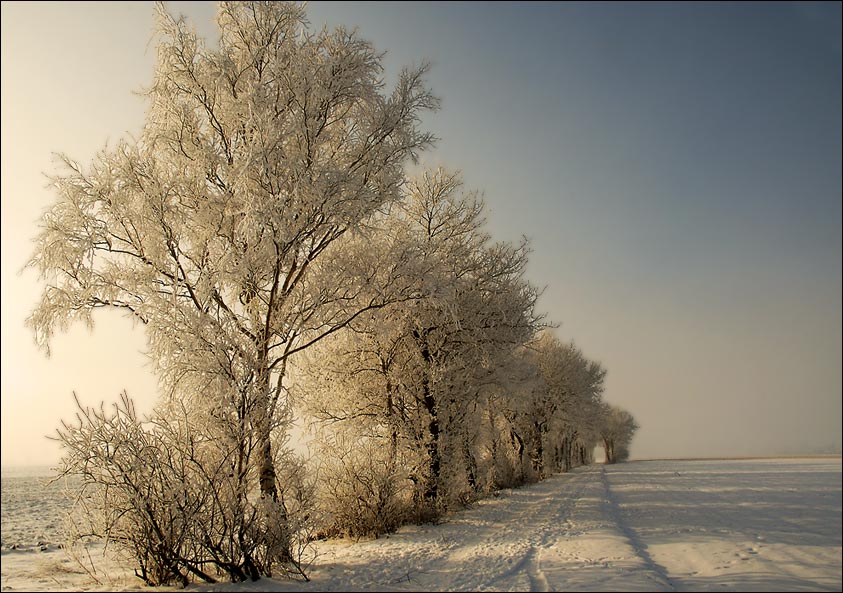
top-left (282, 464), bottom-right (683, 591)
top-left (292, 459), bottom-right (840, 592)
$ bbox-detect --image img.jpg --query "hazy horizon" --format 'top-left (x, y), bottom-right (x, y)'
top-left (2, 1), bottom-right (841, 467)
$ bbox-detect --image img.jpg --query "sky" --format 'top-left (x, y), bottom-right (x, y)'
top-left (1, 1), bottom-right (841, 466)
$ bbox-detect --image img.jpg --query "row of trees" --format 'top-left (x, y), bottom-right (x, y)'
top-left (296, 171), bottom-right (636, 538)
top-left (30, 2), bottom-right (636, 586)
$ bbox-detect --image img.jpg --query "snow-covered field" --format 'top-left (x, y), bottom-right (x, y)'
top-left (2, 458), bottom-right (840, 591)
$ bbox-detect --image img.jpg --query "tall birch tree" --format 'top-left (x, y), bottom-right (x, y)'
top-left (28, 1), bottom-right (436, 576)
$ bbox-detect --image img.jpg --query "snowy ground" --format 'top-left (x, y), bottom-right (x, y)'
top-left (2, 457), bottom-right (840, 591)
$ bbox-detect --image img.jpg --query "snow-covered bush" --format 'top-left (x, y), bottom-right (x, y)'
top-left (312, 434), bottom-right (410, 539)
top-left (55, 392), bottom-right (313, 584)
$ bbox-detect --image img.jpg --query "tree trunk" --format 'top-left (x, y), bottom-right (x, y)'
top-left (530, 423), bottom-right (544, 478)
top-left (423, 376), bottom-right (440, 503)
top-left (510, 427), bottom-right (525, 483)
top-left (259, 438), bottom-right (278, 500)
top-left (257, 369), bottom-right (279, 501)
top-left (560, 436), bottom-right (569, 472)
top-left (415, 335), bottom-right (440, 504)
top-left (603, 437), bottom-right (615, 464)
top-left (385, 380), bottom-right (399, 465)
top-left (488, 407), bottom-right (499, 488)
top-left (564, 433), bottom-right (574, 472)
top-left (554, 441), bottom-right (563, 472)
top-left (464, 439), bottom-right (478, 492)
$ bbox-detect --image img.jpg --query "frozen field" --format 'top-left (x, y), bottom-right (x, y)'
top-left (1, 457), bottom-right (840, 591)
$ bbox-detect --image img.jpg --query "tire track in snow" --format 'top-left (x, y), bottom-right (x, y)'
top-left (473, 468), bottom-right (592, 591)
top-left (486, 544), bottom-right (549, 592)
top-left (525, 546), bottom-right (550, 592)
top-left (599, 466), bottom-right (677, 591)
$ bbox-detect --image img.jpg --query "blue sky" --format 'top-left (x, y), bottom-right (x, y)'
top-left (2, 2), bottom-right (840, 464)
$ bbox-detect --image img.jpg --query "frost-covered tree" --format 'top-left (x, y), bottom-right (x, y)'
top-left (494, 333), bottom-right (606, 480)
top-left (399, 170), bottom-right (541, 506)
top-left (538, 337), bottom-right (606, 473)
top-left (29, 1), bottom-right (436, 581)
top-left (599, 404), bottom-right (639, 464)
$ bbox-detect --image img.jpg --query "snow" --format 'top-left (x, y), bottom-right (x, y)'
top-left (2, 457), bottom-right (840, 591)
